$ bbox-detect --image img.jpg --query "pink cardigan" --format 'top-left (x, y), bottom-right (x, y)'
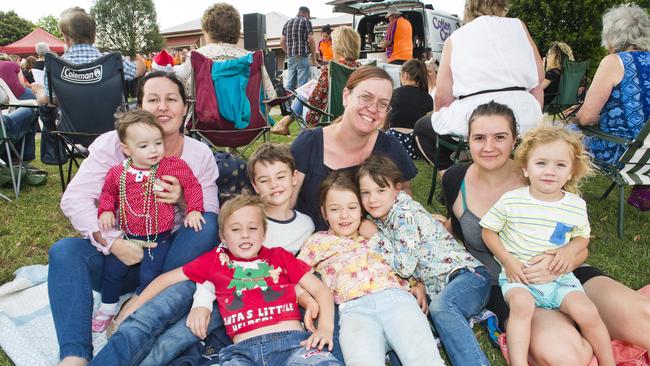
top-left (60, 131), bottom-right (219, 254)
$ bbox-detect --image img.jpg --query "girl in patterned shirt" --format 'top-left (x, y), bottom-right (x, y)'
top-left (357, 154), bottom-right (491, 366)
top-left (92, 109), bottom-right (205, 332)
top-left (297, 170), bottom-right (444, 366)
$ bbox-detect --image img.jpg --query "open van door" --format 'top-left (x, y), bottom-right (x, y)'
top-left (326, 0), bottom-right (424, 16)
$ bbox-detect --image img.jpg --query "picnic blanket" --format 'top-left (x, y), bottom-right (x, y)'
top-left (0, 265), bottom-right (127, 366)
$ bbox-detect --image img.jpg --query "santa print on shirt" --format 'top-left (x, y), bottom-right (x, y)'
top-left (97, 156), bottom-right (204, 236)
top-left (183, 246), bottom-right (311, 338)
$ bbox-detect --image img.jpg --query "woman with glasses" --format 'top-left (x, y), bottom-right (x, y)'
top-left (290, 66), bottom-right (417, 232)
top-left (413, 0), bottom-right (544, 173)
top-left (290, 66), bottom-right (418, 363)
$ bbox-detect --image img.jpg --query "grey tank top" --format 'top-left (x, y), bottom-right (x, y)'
top-left (458, 179), bottom-right (502, 285)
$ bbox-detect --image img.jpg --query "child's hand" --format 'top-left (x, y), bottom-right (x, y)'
top-left (98, 212), bottom-right (115, 233)
top-left (504, 257), bottom-right (529, 285)
top-left (300, 323), bottom-right (334, 351)
top-left (358, 219), bottom-right (378, 239)
top-left (303, 298), bottom-right (320, 333)
top-left (184, 211), bottom-right (205, 232)
top-left (545, 245), bottom-right (576, 274)
top-left (409, 281), bottom-right (428, 314)
top-left (186, 306), bottom-right (211, 340)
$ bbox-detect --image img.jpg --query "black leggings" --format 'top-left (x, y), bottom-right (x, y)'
top-left (412, 115), bottom-right (456, 170)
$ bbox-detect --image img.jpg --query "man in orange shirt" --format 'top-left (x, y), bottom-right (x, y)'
top-left (383, 7), bottom-right (412, 65)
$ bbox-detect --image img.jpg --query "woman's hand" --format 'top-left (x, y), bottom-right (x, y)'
top-left (545, 245), bottom-right (577, 274)
top-left (110, 238), bottom-right (148, 266)
top-left (409, 281), bottom-right (428, 314)
top-left (184, 211), bottom-right (205, 231)
top-left (523, 253), bottom-right (561, 284)
top-left (155, 175), bottom-right (184, 206)
top-left (186, 306), bottom-right (211, 340)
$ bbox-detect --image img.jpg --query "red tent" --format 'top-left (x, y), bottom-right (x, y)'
top-left (0, 28), bottom-right (65, 55)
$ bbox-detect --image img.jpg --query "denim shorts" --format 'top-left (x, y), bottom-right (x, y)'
top-left (499, 272), bottom-right (584, 309)
top-left (218, 330), bottom-right (341, 366)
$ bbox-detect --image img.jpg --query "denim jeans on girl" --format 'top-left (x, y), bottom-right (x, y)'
top-left (428, 266), bottom-right (491, 366)
top-left (219, 330), bottom-right (341, 366)
top-left (48, 212), bottom-right (219, 362)
top-left (338, 288), bottom-right (444, 366)
top-left (100, 231), bottom-right (172, 303)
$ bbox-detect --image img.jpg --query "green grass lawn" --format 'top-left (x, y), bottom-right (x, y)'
top-left (1, 117), bottom-right (649, 365)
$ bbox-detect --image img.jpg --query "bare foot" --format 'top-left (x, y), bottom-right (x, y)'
top-left (58, 356), bottom-right (88, 366)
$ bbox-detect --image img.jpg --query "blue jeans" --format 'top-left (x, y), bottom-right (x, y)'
top-left (286, 55), bottom-right (310, 91)
top-left (428, 266), bottom-right (491, 366)
top-left (48, 212), bottom-right (219, 361)
top-left (339, 288), bottom-right (443, 366)
top-left (100, 231), bottom-right (172, 303)
top-left (219, 330), bottom-right (341, 366)
top-left (1, 107), bottom-right (37, 161)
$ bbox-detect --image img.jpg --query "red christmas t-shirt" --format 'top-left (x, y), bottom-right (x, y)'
top-left (98, 157), bottom-right (204, 236)
top-left (183, 246), bottom-right (311, 339)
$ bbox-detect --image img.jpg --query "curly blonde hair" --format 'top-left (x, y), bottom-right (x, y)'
top-left (514, 126), bottom-right (593, 195)
top-left (201, 3), bottom-right (241, 44)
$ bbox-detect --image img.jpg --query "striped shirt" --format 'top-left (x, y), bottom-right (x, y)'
top-left (98, 157), bottom-right (204, 236)
top-left (282, 16), bottom-right (313, 57)
top-left (44, 44), bottom-right (137, 96)
top-left (480, 187), bottom-right (590, 263)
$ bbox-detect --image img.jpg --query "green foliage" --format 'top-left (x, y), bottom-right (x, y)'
top-left (509, 0), bottom-right (627, 76)
top-left (36, 15), bottom-right (62, 39)
top-left (0, 11), bottom-right (35, 46)
top-left (90, 0), bottom-right (164, 57)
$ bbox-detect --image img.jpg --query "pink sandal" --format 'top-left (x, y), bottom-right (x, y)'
top-left (92, 310), bottom-right (116, 333)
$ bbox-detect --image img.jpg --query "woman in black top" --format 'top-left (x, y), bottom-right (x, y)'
top-left (441, 101), bottom-right (650, 365)
top-left (542, 42), bottom-right (574, 107)
top-left (386, 59), bottom-right (433, 159)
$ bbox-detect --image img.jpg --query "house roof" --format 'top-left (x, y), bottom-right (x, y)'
top-left (0, 28), bottom-right (65, 55)
top-left (161, 12), bottom-right (353, 39)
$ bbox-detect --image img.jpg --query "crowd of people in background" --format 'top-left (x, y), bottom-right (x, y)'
top-left (1, 1), bottom-right (650, 366)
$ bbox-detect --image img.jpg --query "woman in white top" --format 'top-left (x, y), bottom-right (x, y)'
top-left (413, 0), bottom-right (543, 171)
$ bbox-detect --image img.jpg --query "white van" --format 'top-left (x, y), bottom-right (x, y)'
top-left (327, 0), bottom-right (462, 62)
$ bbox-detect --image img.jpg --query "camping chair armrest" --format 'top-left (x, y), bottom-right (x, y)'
top-left (288, 90), bottom-right (334, 118)
top-left (580, 126), bottom-right (631, 146)
top-left (264, 96), bottom-right (291, 107)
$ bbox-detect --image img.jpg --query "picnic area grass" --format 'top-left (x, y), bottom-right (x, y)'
top-left (1, 116), bottom-right (649, 365)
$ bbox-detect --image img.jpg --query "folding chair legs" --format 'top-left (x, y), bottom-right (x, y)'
top-left (599, 182), bottom-right (617, 201)
top-left (617, 185), bottom-right (625, 239)
top-left (427, 141), bottom-right (441, 206)
top-left (1, 136), bottom-right (26, 201)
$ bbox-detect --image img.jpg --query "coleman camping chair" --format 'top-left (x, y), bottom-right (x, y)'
top-left (545, 59), bottom-right (589, 123)
top-left (45, 52), bottom-right (129, 191)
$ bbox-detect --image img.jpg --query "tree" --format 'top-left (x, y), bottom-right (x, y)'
top-left (90, 0), bottom-right (164, 58)
top-left (0, 11), bottom-right (35, 46)
top-left (36, 15), bottom-right (62, 39)
top-left (509, 0), bottom-right (627, 76)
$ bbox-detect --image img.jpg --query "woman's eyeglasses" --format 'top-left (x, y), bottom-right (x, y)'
top-left (350, 91), bottom-right (391, 113)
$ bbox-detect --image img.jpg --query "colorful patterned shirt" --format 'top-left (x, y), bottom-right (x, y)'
top-left (97, 157), bottom-right (204, 236)
top-left (585, 51), bottom-right (650, 164)
top-left (297, 231), bottom-right (409, 304)
top-left (369, 191), bottom-right (483, 297)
